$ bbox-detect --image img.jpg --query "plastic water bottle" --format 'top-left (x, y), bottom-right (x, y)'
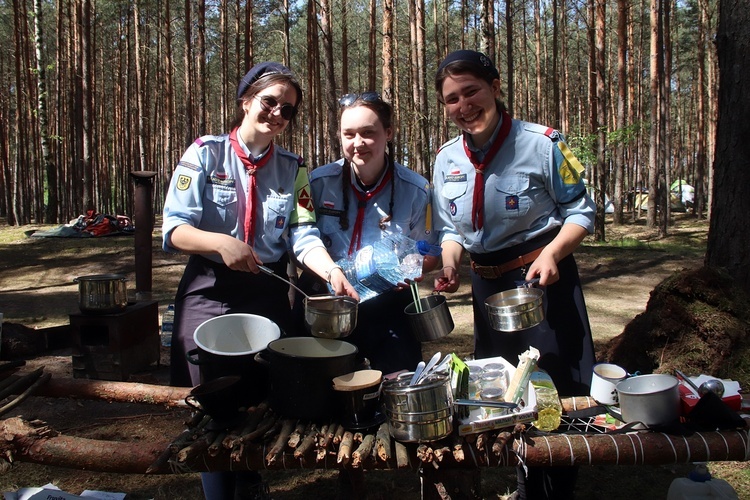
top-left (334, 233), bottom-right (424, 303)
top-left (417, 240), bottom-right (442, 257)
top-left (161, 304), bottom-right (175, 347)
top-left (667, 463), bottom-right (738, 499)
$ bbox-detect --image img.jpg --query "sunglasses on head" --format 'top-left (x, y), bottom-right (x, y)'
top-left (338, 91), bottom-right (381, 107)
top-left (255, 95), bottom-right (297, 121)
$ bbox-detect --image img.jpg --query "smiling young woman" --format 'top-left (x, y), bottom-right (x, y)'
top-left (431, 49), bottom-right (597, 500)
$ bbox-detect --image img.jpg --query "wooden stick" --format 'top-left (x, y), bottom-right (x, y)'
top-left (266, 419), bottom-right (295, 465)
top-left (208, 431), bottom-right (226, 457)
top-left (238, 414), bottom-right (277, 445)
top-left (337, 431), bottom-right (354, 464)
top-left (351, 434), bottom-right (375, 468)
top-left (492, 430), bottom-right (513, 457)
top-left (475, 432), bottom-right (489, 452)
top-left (451, 434), bottom-right (465, 463)
top-left (0, 372), bottom-right (51, 417)
top-left (395, 441), bottom-right (409, 469)
top-left (375, 422), bottom-right (392, 461)
top-left (294, 425), bottom-right (319, 459)
top-left (176, 431), bottom-right (213, 463)
top-left (288, 422), bottom-right (306, 448)
top-left (416, 444), bottom-right (433, 463)
top-left (433, 445), bottom-right (451, 462)
top-left (333, 423), bottom-right (346, 445)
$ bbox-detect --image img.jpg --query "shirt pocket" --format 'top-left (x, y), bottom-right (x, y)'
top-left (203, 185), bottom-right (238, 229)
top-left (440, 180), bottom-right (469, 222)
top-left (491, 174), bottom-right (531, 219)
top-left (264, 193), bottom-right (291, 237)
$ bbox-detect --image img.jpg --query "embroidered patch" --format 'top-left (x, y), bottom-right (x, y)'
top-left (275, 216), bottom-right (286, 229)
top-left (297, 186), bottom-right (314, 212)
top-left (505, 195), bottom-right (519, 210)
top-left (178, 160), bottom-right (201, 172)
top-left (176, 174), bottom-right (192, 191)
top-left (318, 207), bottom-right (344, 217)
top-left (207, 176), bottom-right (235, 187)
top-left (445, 174), bottom-right (467, 183)
top-left (323, 200), bottom-right (335, 209)
top-left (450, 202), bottom-right (457, 216)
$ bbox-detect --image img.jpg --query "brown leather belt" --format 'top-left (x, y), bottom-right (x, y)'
top-left (471, 246), bottom-right (546, 279)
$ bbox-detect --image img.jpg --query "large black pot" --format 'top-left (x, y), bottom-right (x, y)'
top-left (187, 314), bottom-right (281, 408)
top-left (256, 337), bottom-right (358, 421)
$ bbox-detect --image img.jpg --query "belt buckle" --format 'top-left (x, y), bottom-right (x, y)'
top-left (472, 262), bottom-right (500, 279)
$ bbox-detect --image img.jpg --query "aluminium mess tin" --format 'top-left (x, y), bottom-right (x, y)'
top-left (382, 372), bottom-right (454, 442)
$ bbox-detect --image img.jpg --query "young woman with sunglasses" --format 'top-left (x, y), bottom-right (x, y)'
top-left (162, 62), bottom-right (357, 500)
top-left (295, 92), bottom-right (439, 377)
top-left (432, 50), bottom-right (596, 500)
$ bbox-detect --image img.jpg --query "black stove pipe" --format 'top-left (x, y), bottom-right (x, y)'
top-left (130, 171), bottom-right (157, 299)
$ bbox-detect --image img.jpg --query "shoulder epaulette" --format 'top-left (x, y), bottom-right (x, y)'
top-left (436, 135), bottom-right (462, 154)
top-left (522, 122), bottom-right (560, 141)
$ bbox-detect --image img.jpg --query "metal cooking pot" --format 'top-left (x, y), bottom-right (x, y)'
top-left (74, 274), bottom-right (128, 314)
top-left (255, 337), bottom-right (358, 421)
top-left (187, 314), bottom-right (281, 408)
top-left (381, 372), bottom-right (453, 442)
top-left (485, 281), bottom-right (544, 332)
top-left (614, 374), bottom-right (680, 427)
top-left (304, 295), bottom-right (358, 339)
top-left (404, 293), bottom-right (454, 342)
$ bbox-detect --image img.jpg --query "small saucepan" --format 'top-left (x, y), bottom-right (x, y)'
top-left (74, 274), bottom-right (129, 314)
top-left (612, 374), bottom-right (680, 428)
top-left (485, 279), bottom-right (544, 332)
top-left (258, 265), bottom-right (358, 338)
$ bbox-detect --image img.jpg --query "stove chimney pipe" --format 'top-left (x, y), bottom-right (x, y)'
top-left (130, 171), bottom-right (157, 299)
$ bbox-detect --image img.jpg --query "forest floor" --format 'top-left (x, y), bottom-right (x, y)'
top-left (0, 213), bottom-right (748, 499)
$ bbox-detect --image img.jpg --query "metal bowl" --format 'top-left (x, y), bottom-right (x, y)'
top-left (485, 287), bottom-right (544, 332)
top-left (304, 295), bottom-right (358, 339)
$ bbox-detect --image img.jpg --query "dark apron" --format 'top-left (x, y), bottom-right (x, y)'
top-left (170, 254), bottom-right (292, 387)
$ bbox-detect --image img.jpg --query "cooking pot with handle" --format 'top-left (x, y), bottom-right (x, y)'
top-left (255, 337), bottom-right (358, 421)
top-left (74, 274), bottom-right (129, 314)
top-left (187, 313), bottom-right (280, 408)
top-left (485, 279), bottom-right (544, 332)
top-left (614, 374), bottom-right (680, 427)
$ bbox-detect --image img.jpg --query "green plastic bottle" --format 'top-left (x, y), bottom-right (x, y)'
top-left (529, 369), bottom-right (562, 432)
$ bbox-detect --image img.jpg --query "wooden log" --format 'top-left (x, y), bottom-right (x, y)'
top-left (32, 378), bottom-right (191, 407)
top-left (288, 422), bottom-right (306, 448)
top-left (208, 431), bottom-right (226, 457)
top-left (0, 372), bottom-right (52, 417)
top-left (266, 419), bottom-right (294, 465)
top-left (450, 434), bottom-right (465, 462)
top-left (375, 422), bottom-right (392, 461)
top-left (351, 434), bottom-right (375, 468)
top-left (492, 430), bottom-right (514, 457)
top-left (239, 414), bottom-right (277, 445)
top-left (416, 444), bottom-right (433, 463)
top-left (176, 431), bottom-right (214, 463)
top-left (395, 441), bottom-right (409, 469)
top-left (0, 368), bottom-right (43, 402)
top-left (475, 432), bottom-right (489, 452)
top-left (294, 425), bottom-right (319, 459)
top-left (333, 423), bottom-right (345, 444)
top-left (337, 431), bottom-right (354, 465)
top-left (433, 445), bottom-right (451, 463)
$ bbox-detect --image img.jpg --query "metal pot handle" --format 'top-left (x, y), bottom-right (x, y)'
top-left (514, 278), bottom-right (540, 288)
top-left (184, 394), bottom-right (201, 410)
top-left (254, 351), bottom-right (270, 366)
top-left (186, 348), bottom-right (204, 365)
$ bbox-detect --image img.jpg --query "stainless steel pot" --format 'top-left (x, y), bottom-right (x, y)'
top-left (74, 274), bottom-right (128, 314)
top-left (485, 282), bottom-right (544, 332)
top-left (304, 295), bottom-right (358, 339)
top-left (404, 294), bottom-right (454, 341)
top-left (382, 372), bottom-right (453, 442)
top-left (615, 374), bottom-right (680, 427)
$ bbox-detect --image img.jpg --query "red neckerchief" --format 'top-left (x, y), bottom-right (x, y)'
top-left (348, 164), bottom-right (394, 256)
top-left (462, 110), bottom-right (512, 230)
top-left (229, 128), bottom-right (274, 245)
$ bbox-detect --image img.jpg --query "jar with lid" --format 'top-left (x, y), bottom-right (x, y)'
top-left (529, 369), bottom-right (562, 432)
top-left (480, 368), bottom-right (508, 393)
top-left (479, 387), bottom-right (507, 418)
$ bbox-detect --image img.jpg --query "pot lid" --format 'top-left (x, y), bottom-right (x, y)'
top-left (333, 370), bottom-right (382, 391)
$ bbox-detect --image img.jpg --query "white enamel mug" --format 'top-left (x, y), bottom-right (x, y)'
top-left (590, 363), bottom-right (628, 404)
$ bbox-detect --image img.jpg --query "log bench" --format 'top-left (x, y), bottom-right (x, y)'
top-left (1, 374), bottom-right (748, 499)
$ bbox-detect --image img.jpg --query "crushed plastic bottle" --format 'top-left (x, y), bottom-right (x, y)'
top-left (667, 463), bottom-right (739, 499)
top-left (333, 233), bottom-right (424, 303)
top-left (161, 304), bottom-right (175, 347)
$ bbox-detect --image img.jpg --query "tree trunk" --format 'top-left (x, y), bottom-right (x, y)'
top-left (613, 0), bottom-right (628, 225)
top-left (647, 0), bottom-right (661, 226)
top-left (319, 0), bottom-right (339, 159)
top-left (593, 0), bottom-right (607, 242)
top-left (706, 0), bottom-right (750, 294)
top-left (382, 0), bottom-right (395, 104)
top-left (34, 0), bottom-right (57, 223)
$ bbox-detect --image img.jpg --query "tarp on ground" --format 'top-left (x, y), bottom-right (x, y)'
top-left (29, 213), bottom-right (134, 238)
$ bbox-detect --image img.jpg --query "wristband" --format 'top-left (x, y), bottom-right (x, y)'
top-left (442, 266), bottom-right (456, 273)
top-left (325, 265), bottom-right (343, 284)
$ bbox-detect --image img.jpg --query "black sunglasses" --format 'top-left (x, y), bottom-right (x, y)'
top-left (338, 91), bottom-right (381, 107)
top-left (255, 95), bottom-right (297, 121)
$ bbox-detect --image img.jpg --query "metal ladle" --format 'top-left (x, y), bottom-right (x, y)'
top-left (258, 265), bottom-right (334, 301)
top-left (699, 378), bottom-right (725, 398)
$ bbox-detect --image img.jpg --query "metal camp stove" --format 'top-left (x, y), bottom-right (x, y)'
top-left (70, 300), bottom-right (159, 381)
